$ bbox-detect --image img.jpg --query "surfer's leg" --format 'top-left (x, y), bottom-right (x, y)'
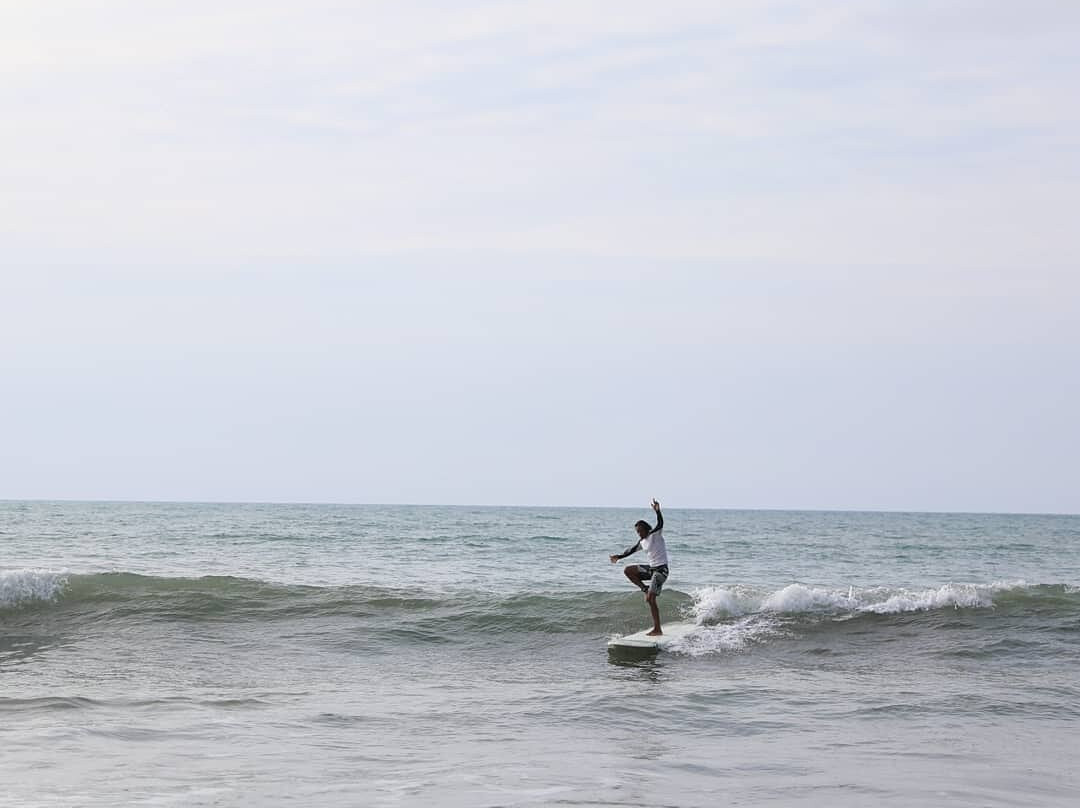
top-left (649, 568), bottom-right (668, 597)
top-left (624, 565), bottom-right (649, 593)
top-left (645, 592), bottom-right (662, 636)
top-left (644, 568), bottom-right (666, 635)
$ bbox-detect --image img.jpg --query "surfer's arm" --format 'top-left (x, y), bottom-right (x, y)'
top-left (609, 542), bottom-right (641, 563)
top-left (650, 500), bottom-right (663, 533)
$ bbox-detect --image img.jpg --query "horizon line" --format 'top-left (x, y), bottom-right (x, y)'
top-left (1, 497), bottom-right (1076, 519)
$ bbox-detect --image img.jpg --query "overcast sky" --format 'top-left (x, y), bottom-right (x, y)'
top-left (2, 1), bottom-right (1077, 512)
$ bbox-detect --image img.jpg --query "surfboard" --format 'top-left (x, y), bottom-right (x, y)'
top-left (607, 622), bottom-right (697, 651)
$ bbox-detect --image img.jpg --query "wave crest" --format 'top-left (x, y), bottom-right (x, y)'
top-left (690, 581), bottom-right (1022, 622)
top-left (0, 569), bottom-right (68, 607)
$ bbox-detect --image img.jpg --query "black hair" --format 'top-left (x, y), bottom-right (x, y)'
top-left (634, 520), bottom-right (651, 532)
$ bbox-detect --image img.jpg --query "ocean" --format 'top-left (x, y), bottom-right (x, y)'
top-left (2, 502), bottom-right (1078, 807)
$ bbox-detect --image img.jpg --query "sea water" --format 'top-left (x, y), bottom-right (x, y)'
top-left (2, 502), bottom-right (1078, 806)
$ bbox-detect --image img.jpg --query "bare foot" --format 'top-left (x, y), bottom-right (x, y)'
top-left (646, 629), bottom-right (663, 636)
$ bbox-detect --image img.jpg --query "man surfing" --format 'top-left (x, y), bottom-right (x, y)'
top-left (609, 499), bottom-right (669, 636)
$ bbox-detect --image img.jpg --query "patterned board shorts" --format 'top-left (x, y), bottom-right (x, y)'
top-left (634, 564), bottom-right (669, 596)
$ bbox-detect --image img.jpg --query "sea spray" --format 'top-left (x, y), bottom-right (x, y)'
top-left (0, 568), bottom-right (68, 608)
top-left (686, 581), bottom-right (1033, 623)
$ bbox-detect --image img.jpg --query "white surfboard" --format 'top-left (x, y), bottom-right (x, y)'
top-left (607, 622), bottom-right (698, 651)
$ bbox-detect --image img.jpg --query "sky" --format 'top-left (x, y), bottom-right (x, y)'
top-left (2, 0), bottom-right (1078, 512)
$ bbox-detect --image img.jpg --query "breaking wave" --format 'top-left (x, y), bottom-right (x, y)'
top-left (688, 581), bottom-right (1032, 622)
top-left (3, 570), bottom-right (1076, 656)
top-left (0, 568), bottom-right (69, 608)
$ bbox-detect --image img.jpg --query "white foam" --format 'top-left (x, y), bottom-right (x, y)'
top-left (689, 580), bottom-right (1020, 623)
top-left (668, 615), bottom-right (787, 657)
top-left (0, 568), bottom-right (69, 607)
top-left (859, 583), bottom-right (992, 614)
top-left (688, 585), bottom-right (759, 621)
top-left (676, 580), bottom-right (1025, 657)
top-left (989, 579), bottom-right (1028, 591)
top-left (762, 583), bottom-right (861, 613)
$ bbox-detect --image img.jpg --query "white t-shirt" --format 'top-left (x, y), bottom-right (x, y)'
top-left (640, 529), bottom-right (669, 567)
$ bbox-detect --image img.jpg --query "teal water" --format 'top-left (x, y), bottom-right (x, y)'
top-left (2, 502), bottom-right (1079, 806)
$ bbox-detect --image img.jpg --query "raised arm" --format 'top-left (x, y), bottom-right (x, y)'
top-left (650, 499), bottom-right (663, 533)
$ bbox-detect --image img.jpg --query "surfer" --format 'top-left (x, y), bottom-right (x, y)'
top-left (609, 499), bottom-right (669, 636)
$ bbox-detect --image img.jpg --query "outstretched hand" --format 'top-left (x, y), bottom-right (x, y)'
top-left (609, 554), bottom-right (620, 564)
top-left (651, 498), bottom-right (661, 512)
